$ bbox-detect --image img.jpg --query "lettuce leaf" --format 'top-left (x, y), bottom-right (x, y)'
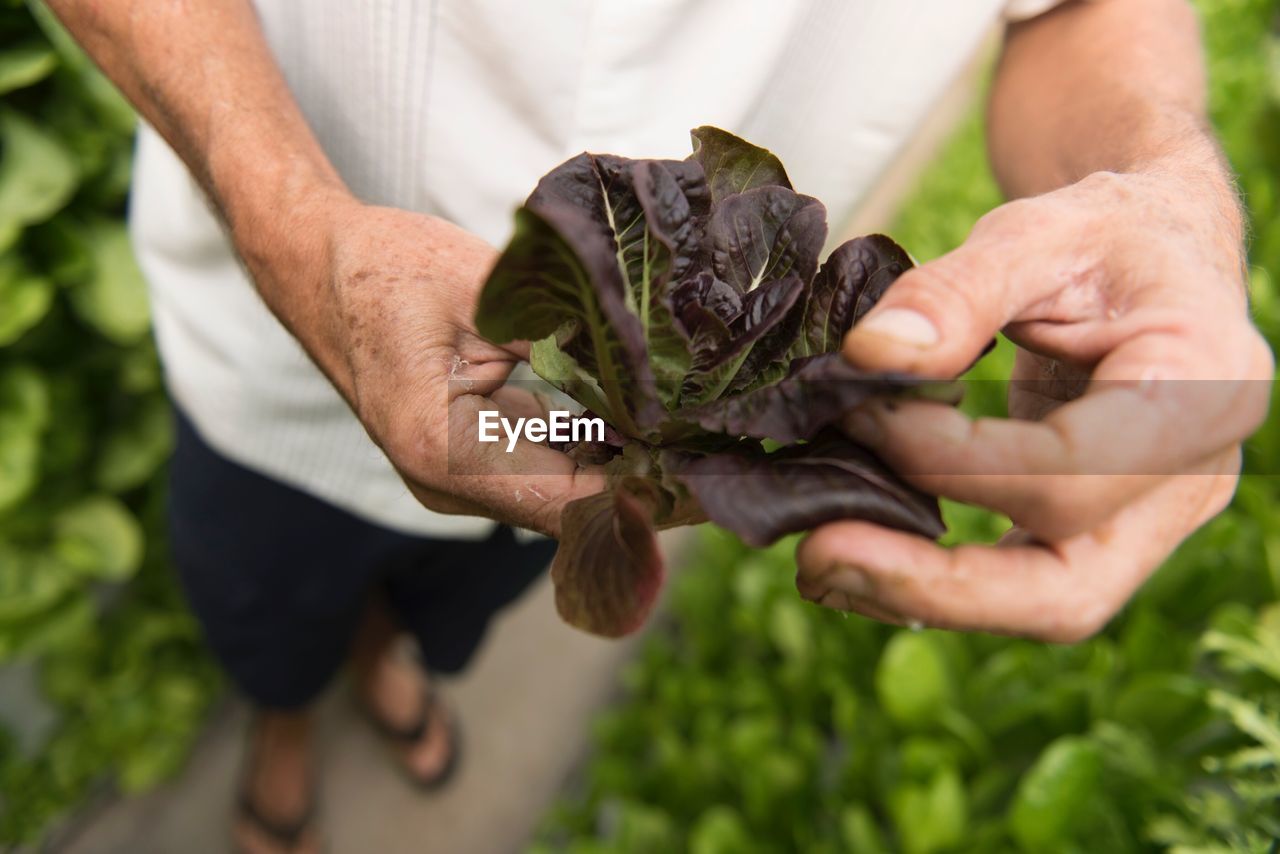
top-left (475, 127), bottom-right (950, 637)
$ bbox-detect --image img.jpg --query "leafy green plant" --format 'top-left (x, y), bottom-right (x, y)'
top-left (477, 128), bottom-right (949, 638)
top-left (1148, 605), bottom-right (1280, 852)
top-left (0, 2), bottom-right (219, 844)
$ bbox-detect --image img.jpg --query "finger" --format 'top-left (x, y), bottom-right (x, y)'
top-left (442, 392), bottom-right (607, 536)
top-left (846, 328), bottom-right (1267, 538)
top-left (841, 199), bottom-right (1076, 377)
top-left (442, 357), bottom-right (517, 402)
top-left (795, 453), bottom-right (1237, 641)
top-left (1006, 349), bottom-right (1089, 420)
top-left (500, 339), bottom-right (532, 361)
top-left (490, 385), bottom-right (555, 421)
top-left (846, 397), bottom-right (1246, 541)
top-left (845, 399), bottom-right (1165, 538)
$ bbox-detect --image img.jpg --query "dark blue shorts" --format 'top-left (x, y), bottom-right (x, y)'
top-left (167, 408), bottom-right (556, 709)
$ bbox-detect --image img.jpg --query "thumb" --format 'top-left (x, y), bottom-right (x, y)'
top-left (500, 338), bottom-right (532, 361)
top-left (843, 231), bottom-right (1055, 377)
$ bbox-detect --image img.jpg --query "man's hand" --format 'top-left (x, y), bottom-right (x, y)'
top-left (794, 0), bottom-right (1275, 641)
top-left (284, 200), bottom-right (605, 535)
top-left (795, 168), bottom-right (1271, 641)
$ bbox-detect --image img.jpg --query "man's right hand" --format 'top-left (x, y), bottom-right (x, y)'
top-left (288, 197), bottom-right (606, 536)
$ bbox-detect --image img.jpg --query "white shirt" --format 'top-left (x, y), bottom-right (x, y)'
top-left (130, 0), bottom-right (1063, 537)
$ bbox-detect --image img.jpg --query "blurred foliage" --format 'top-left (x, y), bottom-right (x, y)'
top-left (536, 0), bottom-right (1280, 851)
top-left (1148, 604), bottom-right (1280, 851)
top-left (0, 1), bottom-right (220, 845)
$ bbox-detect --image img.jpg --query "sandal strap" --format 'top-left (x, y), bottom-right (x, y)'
top-left (364, 687), bottom-right (440, 744)
top-left (361, 683), bottom-right (461, 789)
top-left (237, 789), bottom-right (314, 849)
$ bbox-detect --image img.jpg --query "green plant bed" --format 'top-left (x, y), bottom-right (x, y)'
top-left (0, 2), bottom-right (221, 844)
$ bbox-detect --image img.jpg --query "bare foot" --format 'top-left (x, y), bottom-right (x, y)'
top-left (233, 711), bottom-right (320, 854)
top-left (351, 600), bottom-right (457, 784)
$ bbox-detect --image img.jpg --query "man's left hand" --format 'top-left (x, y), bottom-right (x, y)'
top-left (795, 168), bottom-right (1272, 642)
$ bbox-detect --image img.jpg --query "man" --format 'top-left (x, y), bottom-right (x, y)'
top-left (48, 1), bottom-right (1272, 852)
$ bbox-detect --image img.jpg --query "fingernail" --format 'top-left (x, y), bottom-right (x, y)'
top-left (797, 563), bottom-right (876, 604)
top-left (844, 407), bottom-right (884, 446)
top-left (857, 308), bottom-right (939, 348)
top-left (818, 589), bottom-right (857, 611)
top-left (830, 563), bottom-right (875, 598)
top-left (796, 575), bottom-right (825, 602)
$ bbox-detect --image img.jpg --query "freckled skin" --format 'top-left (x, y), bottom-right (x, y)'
top-left (248, 200), bottom-right (612, 536)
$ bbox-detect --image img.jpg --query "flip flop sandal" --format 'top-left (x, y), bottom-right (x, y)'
top-left (362, 686), bottom-right (462, 790)
top-left (236, 787), bottom-right (317, 853)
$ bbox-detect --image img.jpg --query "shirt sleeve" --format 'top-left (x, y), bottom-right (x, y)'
top-left (1003, 0), bottom-right (1071, 21)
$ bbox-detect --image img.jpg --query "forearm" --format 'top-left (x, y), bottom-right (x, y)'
top-left (989, 0), bottom-right (1243, 267)
top-left (44, 0), bottom-right (357, 394)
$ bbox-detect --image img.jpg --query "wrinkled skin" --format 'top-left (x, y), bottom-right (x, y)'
top-left (316, 201), bottom-right (606, 536)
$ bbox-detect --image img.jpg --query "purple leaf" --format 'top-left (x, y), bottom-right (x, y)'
top-left (679, 275), bottom-right (805, 405)
top-left (473, 127), bottom-right (958, 640)
top-left (668, 433), bottom-right (945, 546)
top-left (708, 186), bottom-right (828, 294)
top-left (688, 126), bottom-right (792, 204)
top-left (670, 272), bottom-right (742, 336)
top-left (800, 234), bottom-right (914, 357)
top-left (550, 485), bottom-right (665, 638)
top-left (477, 203), bottom-right (663, 435)
top-left (675, 353), bottom-right (936, 444)
top-left (524, 154), bottom-right (710, 410)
